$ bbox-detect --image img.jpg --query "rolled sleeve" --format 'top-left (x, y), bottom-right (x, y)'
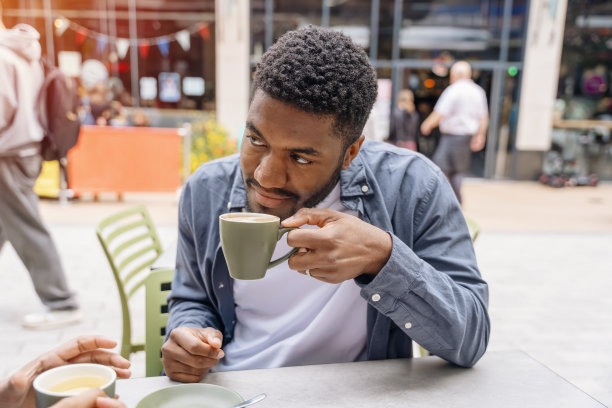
top-left (166, 181), bottom-right (223, 337)
top-left (361, 162), bottom-right (489, 367)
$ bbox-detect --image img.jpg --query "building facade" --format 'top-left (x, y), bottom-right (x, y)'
top-left (4, 0), bottom-right (610, 180)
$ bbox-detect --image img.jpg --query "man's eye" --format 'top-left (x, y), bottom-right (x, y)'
top-left (292, 154), bottom-right (312, 165)
top-left (247, 135), bottom-right (265, 146)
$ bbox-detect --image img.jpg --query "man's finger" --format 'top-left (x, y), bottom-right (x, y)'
top-left (282, 208), bottom-right (340, 228)
top-left (170, 328), bottom-right (224, 358)
top-left (196, 328), bottom-right (223, 351)
top-left (285, 228), bottom-right (325, 250)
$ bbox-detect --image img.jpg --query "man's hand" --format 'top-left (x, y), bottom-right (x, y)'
top-left (282, 209), bottom-right (392, 284)
top-left (420, 111), bottom-right (443, 136)
top-left (161, 327), bottom-right (225, 383)
top-left (470, 133), bottom-right (486, 151)
top-left (0, 336), bottom-right (130, 408)
top-left (51, 388), bottom-right (126, 408)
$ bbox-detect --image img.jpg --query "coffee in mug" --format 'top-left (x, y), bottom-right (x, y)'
top-left (219, 212), bottom-right (297, 280)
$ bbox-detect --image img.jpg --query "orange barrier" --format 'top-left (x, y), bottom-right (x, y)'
top-left (67, 125), bottom-right (182, 195)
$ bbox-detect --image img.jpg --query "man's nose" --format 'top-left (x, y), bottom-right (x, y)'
top-left (254, 153), bottom-right (287, 189)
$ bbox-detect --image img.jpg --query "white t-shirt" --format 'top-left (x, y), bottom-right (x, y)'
top-left (434, 79), bottom-right (488, 136)
top-left (213, 184), bottom-right (368, 372)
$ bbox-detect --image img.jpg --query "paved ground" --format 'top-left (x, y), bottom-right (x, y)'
top-left (1, 180), bottom-right (611, 406)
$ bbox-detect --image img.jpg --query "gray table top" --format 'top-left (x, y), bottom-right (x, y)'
top-left (116, 350), bottom-right (605, 407)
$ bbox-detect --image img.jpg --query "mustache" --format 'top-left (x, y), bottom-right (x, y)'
top-left (245, 178), bottom-right (299, 200)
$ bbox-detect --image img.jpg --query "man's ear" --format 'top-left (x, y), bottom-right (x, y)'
top-left (342, 135), bottom-right (365, 170)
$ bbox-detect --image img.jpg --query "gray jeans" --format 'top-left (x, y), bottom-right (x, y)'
top-left (432, 134), bottom-right (472, 204)
top-left (0, 154), bottom-right (78, 310)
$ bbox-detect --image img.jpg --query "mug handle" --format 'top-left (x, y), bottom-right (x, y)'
top-left (268, 227), bottom-right (298, 269)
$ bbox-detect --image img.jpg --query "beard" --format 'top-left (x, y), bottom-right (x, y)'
top-left (244, 154), bottom-right (345, 220)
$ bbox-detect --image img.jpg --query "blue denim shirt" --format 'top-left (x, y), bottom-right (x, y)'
top-left (167, 141), bottom-right (490, 368)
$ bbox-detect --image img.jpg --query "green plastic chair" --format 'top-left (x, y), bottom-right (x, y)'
top-left (465, 215), bottom-right (481, 242)
top-left (145, 267), bottom-right (174, 377)
top-left (96, 206), bottom-right (163, 360)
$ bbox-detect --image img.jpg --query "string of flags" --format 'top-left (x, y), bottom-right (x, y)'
top-left (53, 16), bottom-right (211, 59)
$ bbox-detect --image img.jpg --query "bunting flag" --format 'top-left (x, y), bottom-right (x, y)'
top-left (176, 30), bottom-right (191, 52)
top-left (54, 17), bottom-right (69, 37)
top-left (157, 38), bottom-right (170, 57)
top-left (55, 16), bottom-right (208, 59)
top-left (96, 36), bottom-right (108, 53)
top-left (115, 38), bottom-right (130, 59)
top-left (138, 41), bottom-right (150, 58)
top-left (76, 29), bottom-right (87, 45)
top-left (198, 24), bottom-right (210, 40)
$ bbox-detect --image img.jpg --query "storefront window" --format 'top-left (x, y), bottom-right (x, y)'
top-left (273, 0), bottom-right (322, 44)
top-left (396, 0), bottom-right (527, 62)
top-left (557, 0), bottom-right (612, 180)
top-left (3, 0), bottom-right (215, 119)
top-left (329, 0), bottom-right (372, 54)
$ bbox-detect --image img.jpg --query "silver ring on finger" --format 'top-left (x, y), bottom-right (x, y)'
top-left (305, 269), bottom-right (311, 277)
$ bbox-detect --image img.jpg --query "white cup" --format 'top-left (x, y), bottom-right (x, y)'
top-left (33, 363), bottom-right (116, 408)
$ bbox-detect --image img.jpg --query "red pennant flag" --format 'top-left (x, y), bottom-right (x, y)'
top-left (139, 41), bottom-right (150, 58)
top-left (76, 29), bottom-right (87, 45)
top-left (198, 24), bottom-right (210, 40)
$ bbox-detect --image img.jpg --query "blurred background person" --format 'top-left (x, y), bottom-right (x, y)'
top-left (387, 89), bottom-right (419, 152)
top-left (0, 4), bottom-right (81, 329)
top-left (421, 61), bottom-right (488, 204)
top-left (416, 101), bottom-right (438, 159)
top-left (130, 109), bottom-right (150, 127)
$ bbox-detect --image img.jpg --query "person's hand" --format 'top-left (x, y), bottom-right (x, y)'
top-left (51, 388), bottom-right (126, 408)
top-left (420, 122), bottom-right (432, 136)
top-left (161, 327), bottom-right (225, 383)
top-left (282, 209), bottom-right (393, 284)
top-left (470, 133), bottom-right (486, 151)
top-left (0, 336), bottom-right (131, 408)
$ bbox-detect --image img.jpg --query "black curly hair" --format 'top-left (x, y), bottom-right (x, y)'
top-left (252, 25), bottom-right (378, 147)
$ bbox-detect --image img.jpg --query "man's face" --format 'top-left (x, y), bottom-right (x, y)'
top-left (240, 90), bottom-right (359, 220)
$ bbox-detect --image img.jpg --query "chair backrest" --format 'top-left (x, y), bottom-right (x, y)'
top-left (464, 216), bottom-right (480, 242)
top-left (145, 267), bottom-right (173, 377)
top-left (96, 205), bottom-right (163, 358)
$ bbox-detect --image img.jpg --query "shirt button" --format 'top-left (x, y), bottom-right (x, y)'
top-left (361, 185), bottom-right (369, 193)
top-left (371, 293), bottom-right (381, 302)
top-left (404, 322), bottom-right (412, 329)
top-left (218, 283), bottom-right (224, 289)
top-left (227, 201), bottom-right (231, 209)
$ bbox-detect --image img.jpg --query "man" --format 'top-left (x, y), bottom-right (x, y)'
top-left (388, 89), bottom-right (419, 152)
top-left (0, 335), bottom-right (129, 408)
top-left (421, 61), bottom-right (489, 204)
top-left (0, 5), bottom-right (81, 328)
top-left (162, 26), bottom-right (489, 382)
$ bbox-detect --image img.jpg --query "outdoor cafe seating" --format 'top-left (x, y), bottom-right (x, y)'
top-left (93, 207), bottom-right (605, 407)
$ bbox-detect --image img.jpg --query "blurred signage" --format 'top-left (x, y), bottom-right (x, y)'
top-left (183, 77), bottom-right (205, 96)
top-left (140, 77), bottom-right (157, 100)
top-left (159, 72), bottom-right (181, 103)
top-left (58, 51), bottom-right (81, 77)
top-left (331, 26), bottom-right (370, 48)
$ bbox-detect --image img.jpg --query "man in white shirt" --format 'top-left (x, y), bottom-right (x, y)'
top-left (421, 61), bottom-right (489, 203)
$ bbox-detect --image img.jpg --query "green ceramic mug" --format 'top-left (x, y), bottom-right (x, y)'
top-left (219, 212), bottom-right (297, 280)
